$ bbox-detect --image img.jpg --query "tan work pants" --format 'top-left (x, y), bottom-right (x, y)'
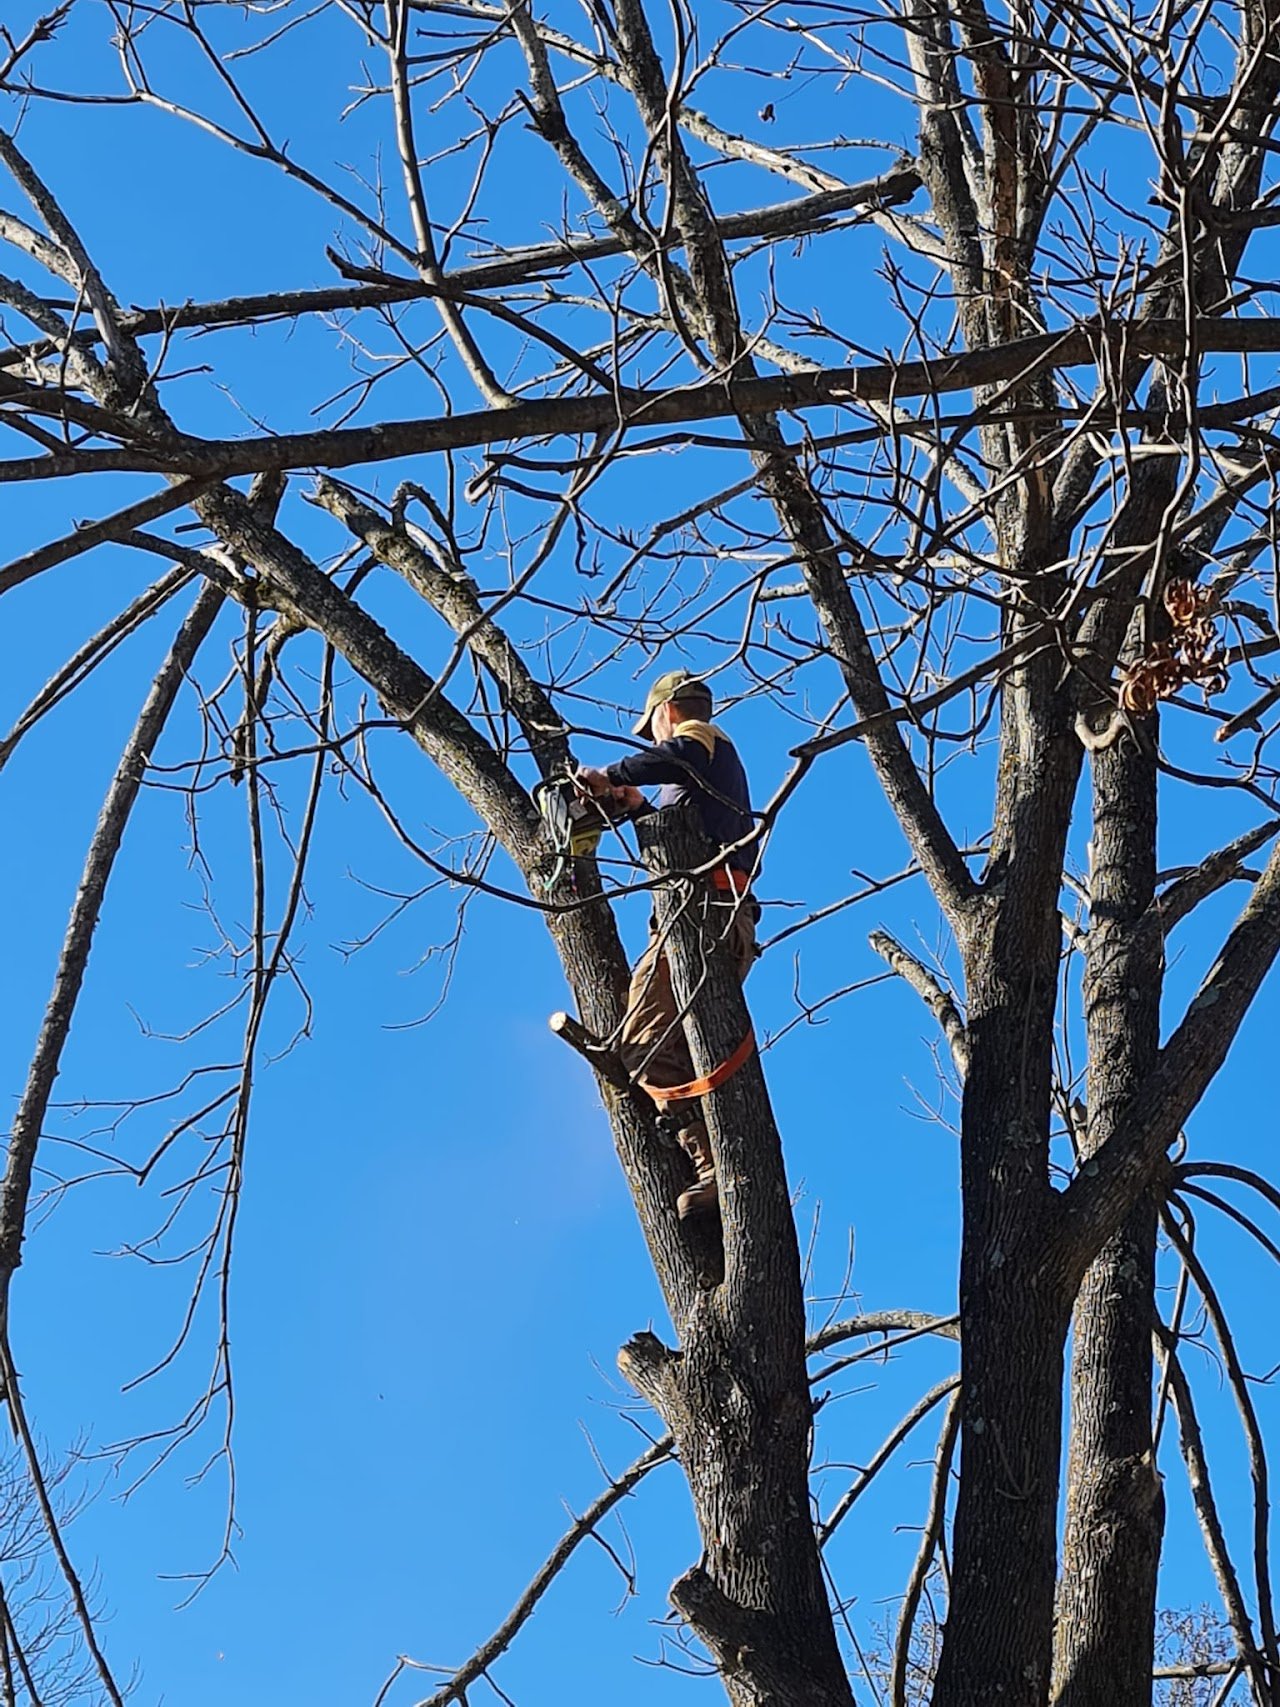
top-left (618, 890), bottom-right (758, 1125)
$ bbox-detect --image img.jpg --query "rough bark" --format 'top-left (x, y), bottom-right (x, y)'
top-left (1057, 830), bottom-right (1280, 1262)
top-left (1054, 726), bottom-right (1164, 1707)
top-left (929, 525), bottom-right (1083, 1704)
top-left (618, 806), bottom-right (853, 1707)
top-left (932, 903), bottom-right (1073, 1707)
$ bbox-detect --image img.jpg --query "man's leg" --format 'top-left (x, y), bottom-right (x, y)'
top-left (620, 894), bottom-right (756, 1079)
top-left (618, 933), bottom-right (716, 1218)
top-left (618, 931), bottom-right (695, 1097)
top-left (618, 900), bottom-right (758, 1220)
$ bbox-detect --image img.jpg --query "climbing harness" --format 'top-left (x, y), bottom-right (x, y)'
top-left (644, 867), bottom-right (759, 1103)
top-left (533, 775), bottom-right (608, 892)
top-left (646, 1026), bottom-right (757, 1105)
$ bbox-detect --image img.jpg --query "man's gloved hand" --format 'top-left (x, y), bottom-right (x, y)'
top-left (576, 768), bottom-right (644, 812)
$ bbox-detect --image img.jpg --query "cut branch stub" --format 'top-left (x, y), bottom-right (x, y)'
top-left (548, 1010), bottom-right (630, 1092)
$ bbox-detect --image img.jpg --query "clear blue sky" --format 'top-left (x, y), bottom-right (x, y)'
top-left (1, 4), bottom-right (1276, 1703)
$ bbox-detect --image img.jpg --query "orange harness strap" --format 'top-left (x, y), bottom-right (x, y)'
top-left (647, 1028), bottom-right (757, 1105)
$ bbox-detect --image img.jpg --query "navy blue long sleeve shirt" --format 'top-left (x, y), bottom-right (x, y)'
top-left (605, 723), bottom-right (757, 878)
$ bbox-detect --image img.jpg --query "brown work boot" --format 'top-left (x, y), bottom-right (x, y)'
top-left (676, 1121), bottom-right (719, 1219)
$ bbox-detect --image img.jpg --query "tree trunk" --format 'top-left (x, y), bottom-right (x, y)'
top-left (1054, 1203), bottom-right (1162, 1707)
top-left (932, 981), bottom-right (1071, 1706)
top-left (933, 834), bottom-right (1074, 1707)
top-left (618, 806), bottom-right (853, 1707)
top-left (1053, 731), bottom-right (1164, 1707)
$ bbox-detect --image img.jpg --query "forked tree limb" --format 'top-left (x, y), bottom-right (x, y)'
top-left (1056, 833), bottom-right (1280, 1275)
top-left (190, 485), bottom-right (543, 864)
top-left (591, 0), bottom-right (979, 941)
top-left (11, 13), bottom-right (1280, 1707)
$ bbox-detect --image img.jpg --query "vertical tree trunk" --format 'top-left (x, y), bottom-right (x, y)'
top-left (932, 924), bottom-right (1072, 1707)
top-left (1053, 730), bottom-right (1164, 1706)
top-left (933, 663), bottom-right (1081, 1707)
top-left (618, 807), bottom-right (854, 1707)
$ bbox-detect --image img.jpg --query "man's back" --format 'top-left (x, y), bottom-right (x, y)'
top-left (605, 720), bottom-right (756, 876)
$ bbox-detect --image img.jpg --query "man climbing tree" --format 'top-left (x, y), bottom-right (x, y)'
top-left (578, 671), bottom-right (760, 1218)
top-left (4, 2), bottom-right (1280, 1704)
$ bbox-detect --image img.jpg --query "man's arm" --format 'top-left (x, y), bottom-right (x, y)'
top-left (578, 734), bottom-right (713, 809)
top-left (605, 735), bottom-right (714, 790)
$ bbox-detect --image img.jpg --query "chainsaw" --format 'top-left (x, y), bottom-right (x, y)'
top-left (533, 774), bottom-right (609, 892)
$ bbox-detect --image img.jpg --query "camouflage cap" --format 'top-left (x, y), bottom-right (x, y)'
top-left (633, 669), bottom-right (712, 736)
